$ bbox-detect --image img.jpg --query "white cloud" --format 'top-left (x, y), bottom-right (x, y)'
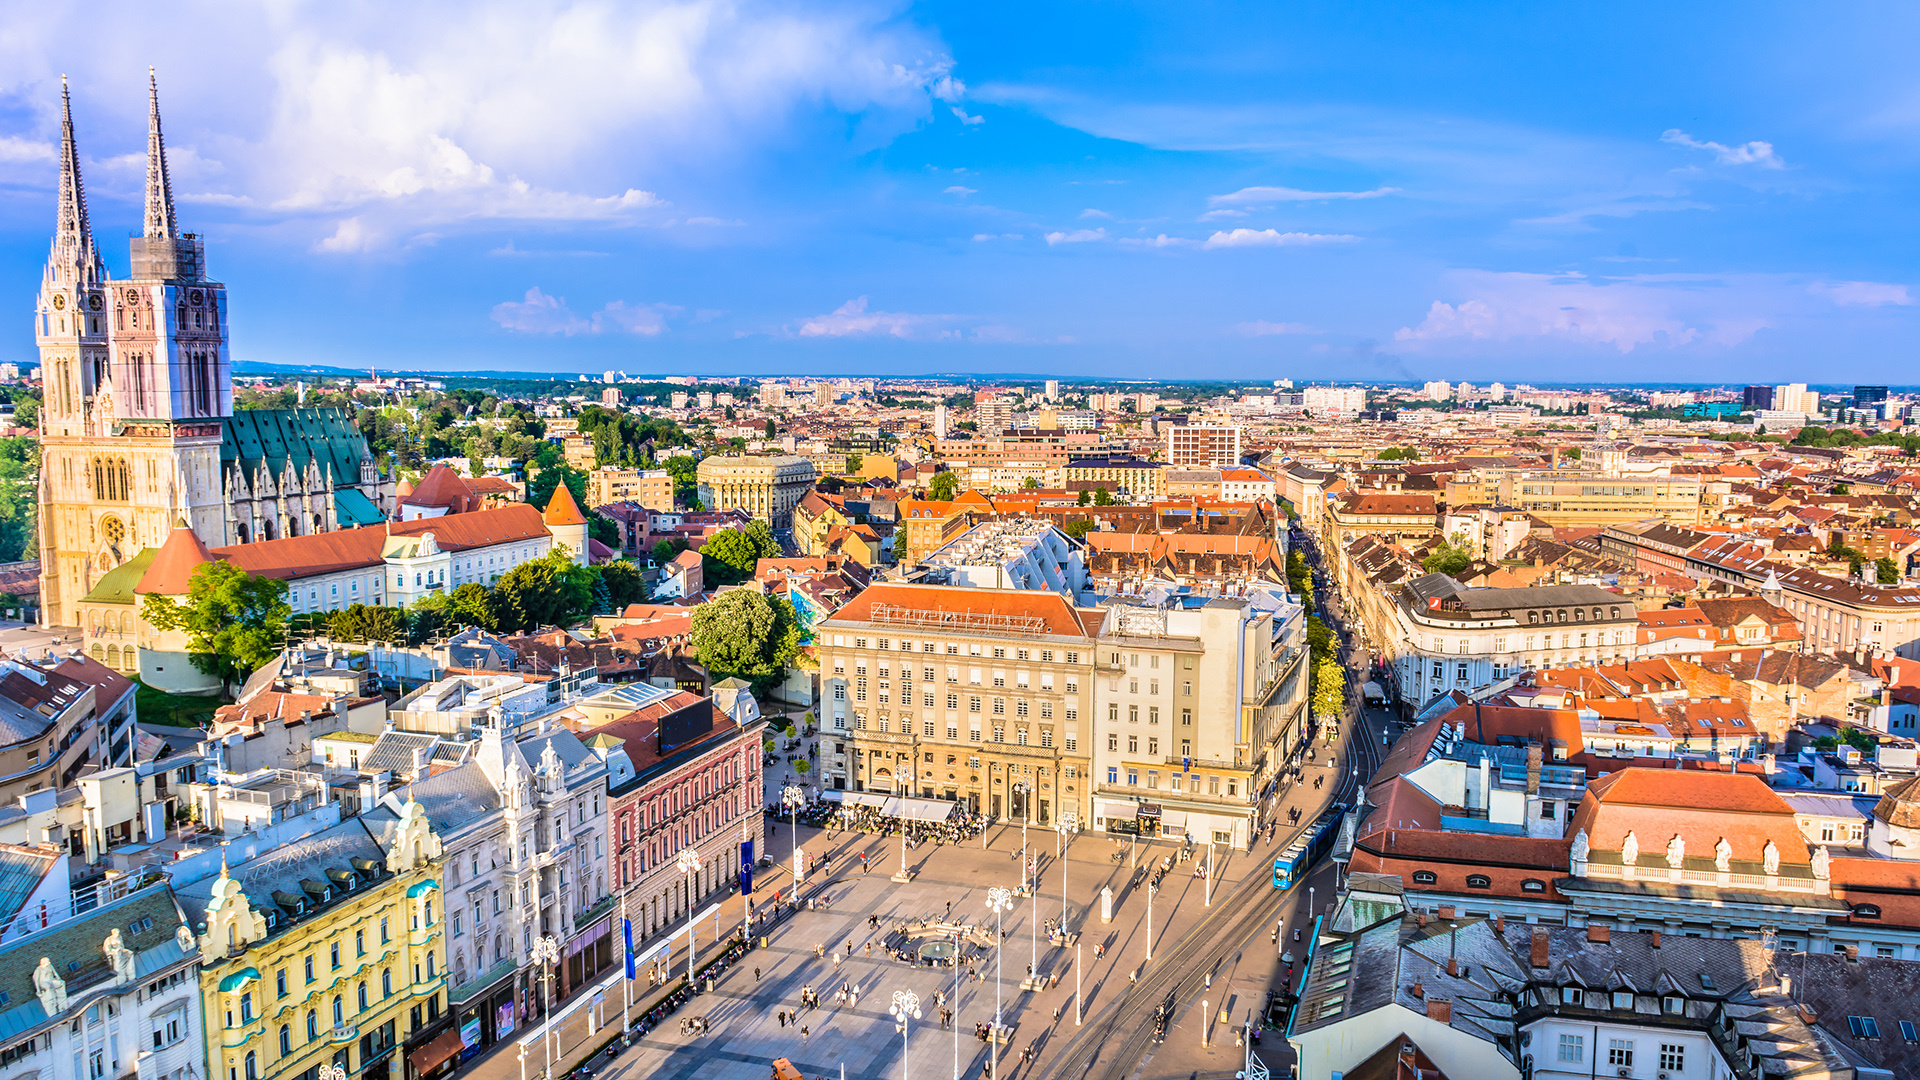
top-left (1079, 208), bottom-right (1112, 219)
top-left (951, 106), bottom-right (985, 125)
top-left (1044, 228), bottom-right (1107, 245)
top-left (314, 217), bottom-right (376, 253)
top-left (0, 136), bottom-right (54, 164)
top-left (1117, 234), bottom-right (1196, 248)
top-left (943, 185), bottom-right (977, 196)
top-left (4, 3), bottom-right (955, 247)
top-left (683, 216), bottom-right (745, 226)
top-left (1660, 129), bottom-right (1784, 168)
top-left (1198, 207), bottom-right (1247, 221)
top-left (1393, 271), bottom-right (1714, 352)
top-left (488, 239), bottom-right (609, 257)
top-left (931, 76), bottom-right (967, 104)
top-left (492, 286), bottom-right (590, 335)
top-left (796, 296), bottom-right (951, 339)
top-left (1236, 320), bottom-right (1318, 336)
top-left (1203, 228), bottom-right (1357, 248)
top-left (972, 232), bottom-right (1020, 241)
top-left (1809, 280), bottom-right (1913, 307)
top-left (1209, 185), bottom-right (1400, 206)
top-left (1520, 198), bottom-right (1711, 227)
top-left (491, 287), bottom-right (676, 336)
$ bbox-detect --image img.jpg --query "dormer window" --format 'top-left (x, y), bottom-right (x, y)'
top-left (1612, 991), bottom-right (1634, 1009)
top-left (1664, 995), bottom-right (1685, 1014)
top-left (1562, 987), bottom-right (1584, 1006)
top-left (1853, 904), bottom-right (1881, 919)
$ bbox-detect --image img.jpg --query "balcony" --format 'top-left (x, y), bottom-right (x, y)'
top-left (331, 1024), bottom-right (358, 1044)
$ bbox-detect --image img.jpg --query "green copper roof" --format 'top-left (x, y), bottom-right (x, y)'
top-left (222, 408), bottom-right (374, 490)
top-left (334, 487), bottom-right (385, 527)
top-left (79, 547), bottom-right (158, 607)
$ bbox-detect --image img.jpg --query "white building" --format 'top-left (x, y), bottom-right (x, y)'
top-left (1301, 386), bottom-right (1367, 417)
top-left (923, 518), bottom-right (1089, 600)
top-left (1422, 380), bottom-right (1454, 401)
top-left (1391, 575), bottom-right (1638, 710)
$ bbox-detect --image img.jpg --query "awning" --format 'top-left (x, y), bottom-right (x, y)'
top-left (1159, 810), bottom-right (1188, 830)
top-left (335, 487), bottom-right (387, 527)
top-left (407, 1028), bottom-right (464, 1077)
top-left (840, 791), bottom-right (890, 808)
top-left (889, 796), bottom-right (958, 823)
top-left (1136, 803), bottom-right (1162, 820)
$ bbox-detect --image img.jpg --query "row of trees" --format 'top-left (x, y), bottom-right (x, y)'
top-left (143, 551), bottom-right (655, 693)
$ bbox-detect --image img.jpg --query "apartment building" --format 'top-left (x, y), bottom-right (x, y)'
top-left (1089, 594), bottom-right (1306, 848)
top-left (1472, 469), bottom-right (1704, 529)
top-left (587, 467), bottom-right (674, 512)
top-left (1166, 424), bottom-right (1243, 468)
top-left (1064, 456), bottom-right (1165, 499)
top-left (817, 583), bottom-right (1099, 824)
top-left (694, 454), bottom-right (817, 528)
top-left (1325, 492), bottom-right (1439, 549)
top-left (1391, 574), bottom-right (1639, 710)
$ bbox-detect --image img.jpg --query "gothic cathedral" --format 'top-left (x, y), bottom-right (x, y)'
top-left (35, 74), bottom-right (390, 628)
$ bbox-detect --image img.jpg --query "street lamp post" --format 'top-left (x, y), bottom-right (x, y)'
top-left (985, 886), bottom-right (1014, 1080)
top-left (1012, 782), bottom-right (1029, 892)
top-left (677, 849), bottom-right (703, 983)
top-left (890, 990), bottom-right (922, 1080)
top-left (530, 934), bottom-right (559, 1080)
top-left (892, 768), bottom-right (917, 883)
top-left (1145, 870), bottom-right (1154, 963)
top-left (782, 784), bottom-right (806, 885)
top-left (320, 1064), bottom-right (346, 1080)
top-left (1055, 812), bottom-right (1078, 932)
top-left (952, 927), bottom-right (962, 1080)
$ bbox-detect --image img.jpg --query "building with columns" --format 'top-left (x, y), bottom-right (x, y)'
top-left (35, 74), bottom-right (389, 630)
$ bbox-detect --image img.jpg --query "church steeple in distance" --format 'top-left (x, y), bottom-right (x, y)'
top-left (50, 75), bottom-right (104, 289)
top-left (143, 67), bottom-right (177, 241)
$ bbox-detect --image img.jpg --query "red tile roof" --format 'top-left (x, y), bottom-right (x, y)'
top-left (544, 483), bottom-right (589, 527)
top-left (135, 524), bottom-right (217, 595)
top-left (210, 504), bottom-right (550, 580)
top-left (823, 581), bottom-right (1101, 639)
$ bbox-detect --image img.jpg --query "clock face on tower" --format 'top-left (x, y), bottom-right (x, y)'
top-left (88, 294), bottom-right (102, 311)
top-left (51, 294), bottom-right (65, 311)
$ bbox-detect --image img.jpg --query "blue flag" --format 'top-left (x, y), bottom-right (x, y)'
top-left (623, 918), bottom-right (635, 980)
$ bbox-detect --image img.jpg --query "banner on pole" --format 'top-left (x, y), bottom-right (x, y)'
top-left (740, 839), bottom-right (755, 895)
top-left (623, 918), bottom-right (635, 980)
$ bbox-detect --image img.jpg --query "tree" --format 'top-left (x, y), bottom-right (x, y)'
top-left (526, 463), bottom-right (588, 516)
top-left (927, 471), bottom-right (959, 501)
top-left (1075, 489), bottom-right (1091, 506)
top-left (1021, 477), bottom-right (1040, 490)
top-left (0, 437), bottom-right (38, 560)
top-left (663, 455), bottom-right (702, 505)
top-left (1877, 556), bottom-right (1900, 585)
top-left (1310, 655), bottom-right (1346, 720)
top-left (845, 453), bottom-right (864, 474)
top-left (599, 559), bottom-right (648, 607)
top-left (651, 539), bottom-right (681, 564)
top-left (140, 561), bottom-right (291, 694)
top-left (1062, 519), bottom-right (1096, 541)
top-left (690, 589), bottom-right (802, 693)
top-left (1093, 486), bottom-right (1114, 506)
top-left (1421, 532), bottom-right (1475, 577)
top-left (444, 583), bottom-right (498, 631)
top-left (1562, 447), bottom-right (1583, 460)
top-left (700, 528), bottom-right (763, 586)
top-left (328, 603), bottom-right (404, 643)
top-left (764, 419), bottom-right (776, 438)
top-left (492, 551), bottom-right (594, 633)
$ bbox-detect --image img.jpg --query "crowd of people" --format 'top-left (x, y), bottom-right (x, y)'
top-left (829, 802), bottom-right (987, 844)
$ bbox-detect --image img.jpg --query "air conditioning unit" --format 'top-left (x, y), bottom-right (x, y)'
top-left (1617, 1069), bottom-right (1632, 1078)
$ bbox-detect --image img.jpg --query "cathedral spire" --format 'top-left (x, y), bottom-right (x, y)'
top-left (53, 75), bottom-right (96, 265)
top-left (143, 67), bottom-right (178, 240)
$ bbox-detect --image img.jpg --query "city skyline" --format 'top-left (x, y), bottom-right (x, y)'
top-left (5, 3), bottom-right (1920, 380)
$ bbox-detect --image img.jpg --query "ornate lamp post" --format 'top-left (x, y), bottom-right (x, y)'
top-left (1055, 812), bottom-right (1078, 931)
top-left (782, 784), bottom-right (806, 884)
top-left (891, 768), bottom-right (917, 882)
top-left (676, 848), bottom-right (703, 983)
top-left (529, 933), bottom-right (560, 1080)
top-left (985, 886), bottom-right (1014, 1080)
top-left (1011, 782), bottom-right (1030, 891)
top-left (890, 989), bottom-right (922, 1080)
top-left (320, 1065), bottom-right (346, 1080)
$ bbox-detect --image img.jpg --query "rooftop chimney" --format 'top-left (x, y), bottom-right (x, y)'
top-left (1495, 914), bottom-right (1506, 935)
top-left (1649, 930), bottom-right (1662, 949)
top-left (1530, 928), bottom-right (1550, 969)
top-left (1586, 924), bottom-right (1611, 944)
top-left (1439, 905), bottom-right (1456, 920)
top-left (1446, 956), bottom-right (1459, 977)
top-left (1425, 998), bottom-right (1452, 1024)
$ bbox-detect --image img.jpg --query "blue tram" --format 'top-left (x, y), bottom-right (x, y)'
top-left (1272, 804), bottom-right (1347, 889)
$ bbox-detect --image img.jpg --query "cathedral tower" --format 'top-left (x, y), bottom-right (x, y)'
top-left (38, 72), bottom-right (232, 628)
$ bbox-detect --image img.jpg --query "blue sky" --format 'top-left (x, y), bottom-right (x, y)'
top-left (3, 1), bottom-right (1919, 382)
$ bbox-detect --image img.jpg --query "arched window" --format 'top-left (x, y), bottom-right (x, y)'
top-left (244, 1052), bottom-right (256, 1080)
top-left (1853, 903), bottom-right (1881, 919)
top-left (1411, 870), bottom-right (1437, 885)
top-left (1521, 879), bottom-right (1547, 893)
top-left (1466, 874), bottom-right (1492, 889)
top-left (306, 1011), bottom-right (316, 1040)
top-left (279, 1026), bottom-right (290, 1055)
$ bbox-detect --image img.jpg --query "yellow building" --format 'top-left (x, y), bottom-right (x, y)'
top-left (694, 454), bottom-right (817, 527)
top-left (586, 468), bottom-right (674, 512)
top-left (183, 801), bottom-right (450, 1080)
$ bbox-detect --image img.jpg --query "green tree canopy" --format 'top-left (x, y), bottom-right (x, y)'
top-left (492, 551), bottom-right (594, 632)
top-left (526, 463), bottom-right (588, 515)
top-left (701, 522), bottom-right (779, 586)
top-left (1421, 533), bottom-right (1475, 577)
top-left (1876, 556), bottom-right (1900, 585)
top-left (927, 471), bottom-right (960, 501)
top-left (140, 561), bottom-right (291, 693)
top-left (1311, 654), bottom-right (1347, 720)
top-left (1062, 519), bottom-right (1095, 541)
top-left (598, 560), bottom-right (648, 607)
top-left (446, 582), bottom-right (499, 631)
top-left (1093, 486), bottom-right (1114, 506)
top-left (690, 589), bottom-right (802, 692)
top-left (328, 604), bottom-right (404, 643)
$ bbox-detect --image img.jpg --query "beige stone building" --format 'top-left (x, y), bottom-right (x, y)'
top-left (36, 77), bottom-right (388, 628)
top-left (587, 467), bottom-right (674, 511)
top-left (695, 454), bottom-right (816, 527)
top-left (817, 582), bottom-right (1099, 824)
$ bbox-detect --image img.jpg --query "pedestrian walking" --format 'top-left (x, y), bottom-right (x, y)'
top-left (755, 966), bottom-right (762, 981)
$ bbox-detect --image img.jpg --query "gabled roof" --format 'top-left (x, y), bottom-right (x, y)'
top-left (211, 504), bottom-right (551, 581)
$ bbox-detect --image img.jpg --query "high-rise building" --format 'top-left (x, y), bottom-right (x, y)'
top-left (1855, 385), bottom-right (1890, 415)
top-left (932, 403), bottom-right (949, 439)
top-left (1165, 423), bottom-right (1243, 467)
top-left (1773, 382), bottom-right (1819, 414)
top-left (1421, 380), bottom-right (1453, 401)
top-left (1044, 379), bottom-right (1060, 400)
top-left (1301, 386), bottom-right (1367, 417)
top-left (814, 383), bottom-right (833, 407)
top-left (600, 387), bottom-right (621, 406)
top-left (36, 75), bottom-right (387, 628)
top-left (1742, 384), bottom-right (1775, 411)
top-left (975, 393), bottom-right (1014, 434)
